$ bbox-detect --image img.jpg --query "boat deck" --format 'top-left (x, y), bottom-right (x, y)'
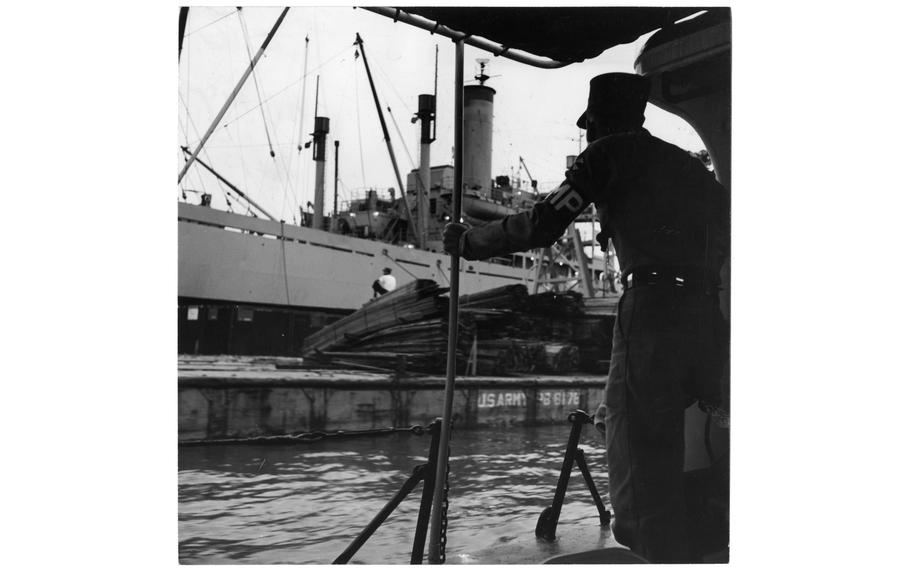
top-left (450, 524), bottom-right (627, 564)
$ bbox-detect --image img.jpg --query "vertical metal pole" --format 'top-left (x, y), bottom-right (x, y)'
top-left (178, 7), bottom-right (289, 183)
top-left (334, 140), bottom-right (340, 230)
top-left (572, 226), bottom-right (595, 298)
top-left (590, 204), bottom-right (597, 289)
top-left (411, 419), bottom-right (442, 564)
top-left (178, 7), bottom-right (189, 61)
top-left (428, 38), bottom-right (464, 565)
top-left (532, 248), bottom-right (548, 294)
top-left (296, 35), bottom-right (310, 152)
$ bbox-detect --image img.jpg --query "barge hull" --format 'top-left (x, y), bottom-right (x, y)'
top-left (178, 367), bottom-right (605, 443)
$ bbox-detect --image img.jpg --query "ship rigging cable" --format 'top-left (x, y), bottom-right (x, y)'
top-left (205, 11), bottom-right (297, 222)
top-left (381, 250), bottom-right (418, 279)
top-left (293, 35), bottom-right (312, 220)
top-left (386, 106), bottom-right (417, 170)
top-left (238, 8), bottom-right (276, 158)
top-left (219, 44), bottom-right (350, 130)
top-left (371, 52), bottom-right (413, 117)
top-left (257, 84), bottom-right (299, 222)
top-left (353, 55), bottom-right (368, 190)
top-left (178, 95), bottom-right (233, 208)
top-left (272, 142), bottom-right (299, 222)
top-left (184, 8), bottom-right (237, 38)
top-left (279, 221), bottom-right (291, 304)
top-left (182, 24), bottom-right (191, 156)
top-left (386, 104), bottom-right (430, 202)
top-left (354, 33), bottom-right (416, 241)
top-left (178, 7), bottom-right (289, 184)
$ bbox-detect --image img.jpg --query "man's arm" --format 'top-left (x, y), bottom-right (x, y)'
top-left (452, 182), bottom-right (594, 260)
top-left (445, 140), bottom-right (613, 260)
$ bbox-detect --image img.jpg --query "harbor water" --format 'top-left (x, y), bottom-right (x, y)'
top-left (178, 423), bottom-right (611, 564)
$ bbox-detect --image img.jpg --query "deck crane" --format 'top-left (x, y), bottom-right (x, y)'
top-left (518, 156), bottom-right (538, 194)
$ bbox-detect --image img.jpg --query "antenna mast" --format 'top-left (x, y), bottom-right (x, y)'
top-left (297, 35), bottom-right (310, 152)
top-left (314, 74), bottom-right (320, 121)
top-left (475, 58), bottom-right (490, 86)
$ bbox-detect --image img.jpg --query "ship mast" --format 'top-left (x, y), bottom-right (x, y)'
top-left (414, 53), bottom-right (436, 249)
top-left (354, 33), bottom-right (416, 243)
top-left (178, 7), bottom-right (189, 61)
top-left (333, 139), bottom-right (340, 230)
top-left (296, 35), bottom-right (310, 153)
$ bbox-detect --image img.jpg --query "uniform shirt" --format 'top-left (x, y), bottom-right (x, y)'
top-left (461, 128), bottom-right (729, 276)
top-left (378, 273), bottom-right (397, 292)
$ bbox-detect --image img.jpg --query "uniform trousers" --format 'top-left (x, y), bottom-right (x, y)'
top-left (605, 284), bottom-right (729, 563)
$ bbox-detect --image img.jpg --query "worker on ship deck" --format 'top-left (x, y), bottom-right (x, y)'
top-left (372, 267), bottom-right (397, 297)
top-left (444, 72), bottom-right (730, 563)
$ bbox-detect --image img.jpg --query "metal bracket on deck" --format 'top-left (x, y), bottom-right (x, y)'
top-left (333, 418), bottom-right (447, 564)
top-left (535, 409), bottom-right (611, 541)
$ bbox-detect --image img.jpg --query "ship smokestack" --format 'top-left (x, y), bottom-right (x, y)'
top-left (463, 85), bottom-right (495, 195)
top-left (312, 116), bottom-right (330, 230)
top-left (415, 94), bottom-right (436, 249)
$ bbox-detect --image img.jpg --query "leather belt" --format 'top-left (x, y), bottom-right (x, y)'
top-left (621, 265), bottom-right (719, 291)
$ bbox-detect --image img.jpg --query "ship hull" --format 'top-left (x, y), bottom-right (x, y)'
top-left (178, 203), bottom-right (537, 355)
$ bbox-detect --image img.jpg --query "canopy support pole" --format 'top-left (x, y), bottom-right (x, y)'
top-left (427, 38), bottom-right (464, 565)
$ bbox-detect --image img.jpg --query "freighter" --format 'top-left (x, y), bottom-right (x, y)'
top-left (178, 24), bottom-right (612, 356)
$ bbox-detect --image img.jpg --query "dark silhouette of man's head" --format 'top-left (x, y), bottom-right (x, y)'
top-left (577, 73), bottom-right (650, 142)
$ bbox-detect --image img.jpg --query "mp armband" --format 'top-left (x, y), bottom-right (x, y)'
top-left (543, 182), bottom-right (592, 224)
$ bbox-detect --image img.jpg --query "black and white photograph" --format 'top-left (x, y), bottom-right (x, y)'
top-left (176, 6), bottom-right (729, 564)
top-left (5, 3), bottom-right (910, 568)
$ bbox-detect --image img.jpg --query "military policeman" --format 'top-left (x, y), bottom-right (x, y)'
top-left (444, 72), bottom-right (730, 563)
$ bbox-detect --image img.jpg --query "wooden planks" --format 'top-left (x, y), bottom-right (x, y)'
top-left (301, 279), bottom-right (446, 355)
top-left (302, 282), bottom-right (618, 376)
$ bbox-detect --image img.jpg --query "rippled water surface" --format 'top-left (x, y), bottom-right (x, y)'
top-left (179, 425), bottom-right (610, 564)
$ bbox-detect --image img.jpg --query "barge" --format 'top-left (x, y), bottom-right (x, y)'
top-left (178, 355), bottom-right (606, 444)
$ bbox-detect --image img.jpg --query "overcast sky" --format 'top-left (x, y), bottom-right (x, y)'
top-left (178, 6), bottom-right (707, 222)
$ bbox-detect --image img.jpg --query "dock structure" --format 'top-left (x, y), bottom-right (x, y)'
top-left (178, 355), bottom-right (606, 443)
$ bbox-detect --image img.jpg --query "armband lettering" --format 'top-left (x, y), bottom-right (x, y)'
top-left (545, 183), bottom-right (588, 215)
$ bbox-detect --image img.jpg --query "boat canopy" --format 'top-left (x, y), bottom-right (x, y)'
top-left (364, 7), bottom-right (707, 66)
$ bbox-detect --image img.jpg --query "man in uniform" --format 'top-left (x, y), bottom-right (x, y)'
top-left (443, 72), bottom-right (730, 563)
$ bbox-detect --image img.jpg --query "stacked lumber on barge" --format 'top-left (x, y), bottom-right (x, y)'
top-left (302, 280), bottom-right (446, 354)
top-left (302, 282), bottom-right (619, 376)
